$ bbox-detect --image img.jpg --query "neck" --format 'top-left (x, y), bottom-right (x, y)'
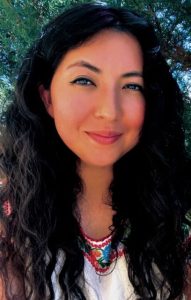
top-left (76, 162), bottom-right (115, 239)
top-left (78, 162), bottom-right (113, 204)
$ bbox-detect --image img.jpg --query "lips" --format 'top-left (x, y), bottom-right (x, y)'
top-left (85, 131), bottom-right (122, 145)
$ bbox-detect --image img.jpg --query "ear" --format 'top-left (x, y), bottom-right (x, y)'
top-left (38, 84), bottom-right (54, 118)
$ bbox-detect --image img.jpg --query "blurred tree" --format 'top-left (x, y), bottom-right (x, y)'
top-left (0, 0), bottom-right (50, 80)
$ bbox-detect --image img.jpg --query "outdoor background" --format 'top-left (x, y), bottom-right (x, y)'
top-left (0, 0), bottom-right (191, 152)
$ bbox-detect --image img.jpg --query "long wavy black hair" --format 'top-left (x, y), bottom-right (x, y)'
top-left (0, 2), bottom-right (191, 299)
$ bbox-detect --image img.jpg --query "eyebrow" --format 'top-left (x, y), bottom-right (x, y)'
top-left (66, 60), bottom-right (143, 78)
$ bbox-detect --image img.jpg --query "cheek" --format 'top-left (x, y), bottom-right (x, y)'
top-left (124, 99), bottom-right (145, 128)
top-left (52, 92), bottom-right (93, 127)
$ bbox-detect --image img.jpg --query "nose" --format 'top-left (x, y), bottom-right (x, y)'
top-left (94, 87), bottom-right (120, 121)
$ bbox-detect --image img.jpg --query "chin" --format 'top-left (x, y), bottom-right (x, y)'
top-left (81, 157), bottom-right (121, 168)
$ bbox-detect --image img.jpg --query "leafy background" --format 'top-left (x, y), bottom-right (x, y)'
top-left (0, 0), bottom-right (190, 151)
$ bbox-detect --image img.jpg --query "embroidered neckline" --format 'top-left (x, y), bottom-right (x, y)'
top-left (78, 228), bottom-right (125, 274)
top-left (80, 227), bottom-right (113, 243)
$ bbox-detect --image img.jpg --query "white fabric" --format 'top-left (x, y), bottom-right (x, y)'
top-left (51, 251), bottom-right (136, 300)
top-left (82, 254), bottom-right (136, 300)
top-left (51, 252), bottom-right (187, 300)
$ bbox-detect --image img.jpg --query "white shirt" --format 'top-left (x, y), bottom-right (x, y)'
top-left (51, 251), bottom-right (136, 300)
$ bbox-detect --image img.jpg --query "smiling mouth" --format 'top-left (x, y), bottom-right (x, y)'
top-left (85, 131), bottom-right (122, 145)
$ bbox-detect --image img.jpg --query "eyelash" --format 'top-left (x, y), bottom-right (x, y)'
top-left (70, 77), bottom-right (144, 92)
top-left (70, 77), bottom-right (95, 86)
top-left (123, 83), bottom-right (144, 93)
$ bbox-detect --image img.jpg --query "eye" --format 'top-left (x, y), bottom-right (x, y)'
top-left (123, 83), bottom-right (144, 93)
top-left (70, 77), bottom-right (95, 86)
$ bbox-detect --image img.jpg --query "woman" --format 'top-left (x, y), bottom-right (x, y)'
top-left (0, 2), bottom-right (191, 299)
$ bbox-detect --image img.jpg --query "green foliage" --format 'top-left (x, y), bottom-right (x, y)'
top-left (0, 79), bottom-right (12, 116)
top-left (0, 0), bottom-right (51, 80)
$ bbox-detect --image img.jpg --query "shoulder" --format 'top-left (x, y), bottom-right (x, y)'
top-left (0, 277), bottom-right (6, 300)
top-left (184, 267), bottom-right (191, 300)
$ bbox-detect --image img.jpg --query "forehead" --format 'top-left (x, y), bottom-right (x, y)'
top-left (56, 29), bottom-right (143, 72)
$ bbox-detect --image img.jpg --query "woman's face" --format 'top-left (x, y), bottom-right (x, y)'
top-left (41, 29), bottom-right (145, 168)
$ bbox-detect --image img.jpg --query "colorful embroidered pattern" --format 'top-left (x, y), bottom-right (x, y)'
top-left (79, 229), bottom-right (125, 274)
top-left (2, 201), bottom-right (12, 217)
top-left (0, 200), bottom-right (12, 218)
